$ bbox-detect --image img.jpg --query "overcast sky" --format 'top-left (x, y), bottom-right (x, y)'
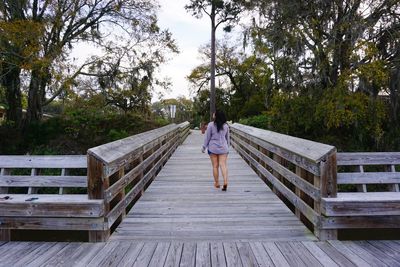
top-left (155, 0), bottom-right (224, 101)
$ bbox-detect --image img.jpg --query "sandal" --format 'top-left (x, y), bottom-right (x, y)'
top-left (222, 184), bottom-right (228, 191)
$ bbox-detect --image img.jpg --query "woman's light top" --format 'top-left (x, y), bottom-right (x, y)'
top-left (202, 122), bottom-right (230, 154)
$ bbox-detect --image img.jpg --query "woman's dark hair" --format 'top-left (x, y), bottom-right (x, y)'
top-left (214, 110), bottom-right (227, 132)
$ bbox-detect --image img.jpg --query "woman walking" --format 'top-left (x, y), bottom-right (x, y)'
top-left (202, 110), bottom-right (230, 191)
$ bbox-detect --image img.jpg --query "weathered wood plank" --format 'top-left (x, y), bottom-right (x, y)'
top-left (337, 241), bottom-right (388, 267)
top-left (88, 124), bottom-right (179, 174)
top-left (42, 242), bottom-right (83, 267)
top-left (88, 241), bottom-right (131, 267)
top-left (302, 241), bottom-right (339, 267)
top-left (337, 152), bottom-right (400, 165)
top-left (231, 123), bottom-right (335, 163)
top-left (354, 241), bottom-right (400, 266)
top-left (69, 243), bottom-right (105, 267)
top-left (148, 242), bottom-right (170, 267)
top-left (337, 172), bottom-right (400, 185)
top-left (262, 242), bottom-right (290, 266)
top-left (118, 242), bottom-right (144, 267)
top-left (164, 242), bottom-right (183, 267)
top-left (234, 136), bottom-right (320, 200)
top-left (288, 242), bottom-right (323, 267)
top-left (367, 241), bottom-right (400, 262)
top-left (132, 242), bottom-right (157, 267)
top-left (195, 242), bottom-right (211, 267)
top-left (275, 242), bottom-right (306, 267)
top-left (0, 216), bottom-right (106, 230)
top-left (0, 194), bottom-right (104, 217)
top-left (248, 242), bottom-right (274, 267)
top-left (223, 242), bottom-right (242, 267)
top-left (22, 242), bottom-right (69, 266)
top-left (10, 242), bottom-right (57, 266)
top-left (0, 155), bottom-right (86, 168)
top-left (180, 242), bottom-right (196, 267)
top-left (322, 192), bottom-right (400, 216)
top-left (236, 242), bottom-right (258, 267)
top-left (210, 242), bottom-right (227, 267)
top-left (231, 129), bottom-right (321, 176)
top-left (0, 175), bottom-right (87, 188)
top-left (315, 242), bottom-right (357, 267)
top-left (321, 215), bottom-right (400, 229)
top-left (327, 240), bottom-right (371, 267)
top-left (117, 242), bottom-right (145, 267)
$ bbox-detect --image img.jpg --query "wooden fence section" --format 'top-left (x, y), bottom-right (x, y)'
top-left (0, 155), bottom-right (104, 241)
top-left (320, 152), bottom-right (400, 230)
top-left (87, 122), bottom-right (190, 242)
top-left (231, 123), bottom-right (400, 240)
top-left (230, 123), bottom-right (338, 240)
top-left (0, 122), bottom-right (190, 242)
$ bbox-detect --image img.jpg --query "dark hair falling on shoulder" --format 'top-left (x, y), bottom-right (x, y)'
top-left (214, 110), bottom-right (227, 132)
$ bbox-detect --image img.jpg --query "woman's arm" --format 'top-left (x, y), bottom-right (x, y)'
top-left (202, 123), bottom-right (212, 150)
top-left (225, 125), bottom-right (230, 147)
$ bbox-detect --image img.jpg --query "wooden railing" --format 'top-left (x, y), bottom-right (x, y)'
top-left (0, 155), bottom-right (101, 241)
top-left (231, 123), bottom-right (400, 240)
top-left (230, 123), bottom-right (338, 240)
top-left (87, 122), bottom-right (190, 241)
top-left (319, 152), bottom-right (400, 231)
top-left (0, 122), bottom-right (190, 242)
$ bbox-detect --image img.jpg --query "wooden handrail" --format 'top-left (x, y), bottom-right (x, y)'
top-left (337, 152), bottom-right (400, 192)
top-left (230, 123), bottom-right (337, 240)
top-left (86, 122), bottom-right (190, 242)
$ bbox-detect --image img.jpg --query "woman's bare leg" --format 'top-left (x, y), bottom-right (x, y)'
top-left (218, 154), bottom-right (228, 186)
top-left (210, 154), bottom-right (220, 187)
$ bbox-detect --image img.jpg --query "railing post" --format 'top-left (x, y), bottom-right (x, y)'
top-left (315, 151), bottom-right (338, 240)
top-left (87, 154), bottom-right (110, 242)
top-left (0, 168), bottom-right (11, 241)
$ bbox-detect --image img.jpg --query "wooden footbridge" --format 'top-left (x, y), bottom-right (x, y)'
top-left (0, 122), bottom-right (400, 266)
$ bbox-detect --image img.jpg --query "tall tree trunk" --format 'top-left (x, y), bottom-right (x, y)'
top-left (26, 69), bottom-right (43, 124)
top-left (389, 67), bottom-right (400, 124)
top-left (210, 5), bottom-right (216, 121)
top-left (1, 64), bottom-right (22, 126)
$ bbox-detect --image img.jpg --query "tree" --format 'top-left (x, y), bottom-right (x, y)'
top-left (185, 0), bottom-right (243, 119)
top-left (0, 0), bottom-right (177, 126)
top-left (188, 40), bottom-right (272, 121)
top-left (248, 0), bottom-right (399, 93)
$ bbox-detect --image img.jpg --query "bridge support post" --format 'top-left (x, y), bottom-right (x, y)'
top-left (0, 230), bottom-right (10, 242)
top-left (315, 151), bottom-right (338, 240)
top-left (88, 155), bottom-right (110, 242)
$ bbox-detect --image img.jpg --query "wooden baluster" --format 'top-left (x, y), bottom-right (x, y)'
top-left (272, 154), bottom-right (283, 199)
top-left (386, 165), bottom-right (399, 192)
top-left (88, 155), bottom-right (110, 242)
top-left (0, 168), bottom-right (9, 193)
top-left (28, 168), bottom-right (39, 194)
top-left (139, 151), bottom-right (144, 196)
top-left (114, 167), bottom-right (126, 226)
top-left (59, 168), bottom-right (67, 195)
top-left (0, 168), bottom-right (10, 241)
top-left (356, 165), bottom-right (367, 192)
top-left (295, 166), bottom-right (307, 222)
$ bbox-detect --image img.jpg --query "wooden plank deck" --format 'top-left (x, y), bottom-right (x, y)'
top-left (1, 240), bottom-right (400, 266)
top-left (111, 130), bottom-right (316, 242)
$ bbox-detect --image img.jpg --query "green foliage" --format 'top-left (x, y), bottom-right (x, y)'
top-left (239, 114), bottom-right (270, 129)
top-left (107, 129), bottom-right (129, 141)
top-left (0, 111), bottom-right (167, 155)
